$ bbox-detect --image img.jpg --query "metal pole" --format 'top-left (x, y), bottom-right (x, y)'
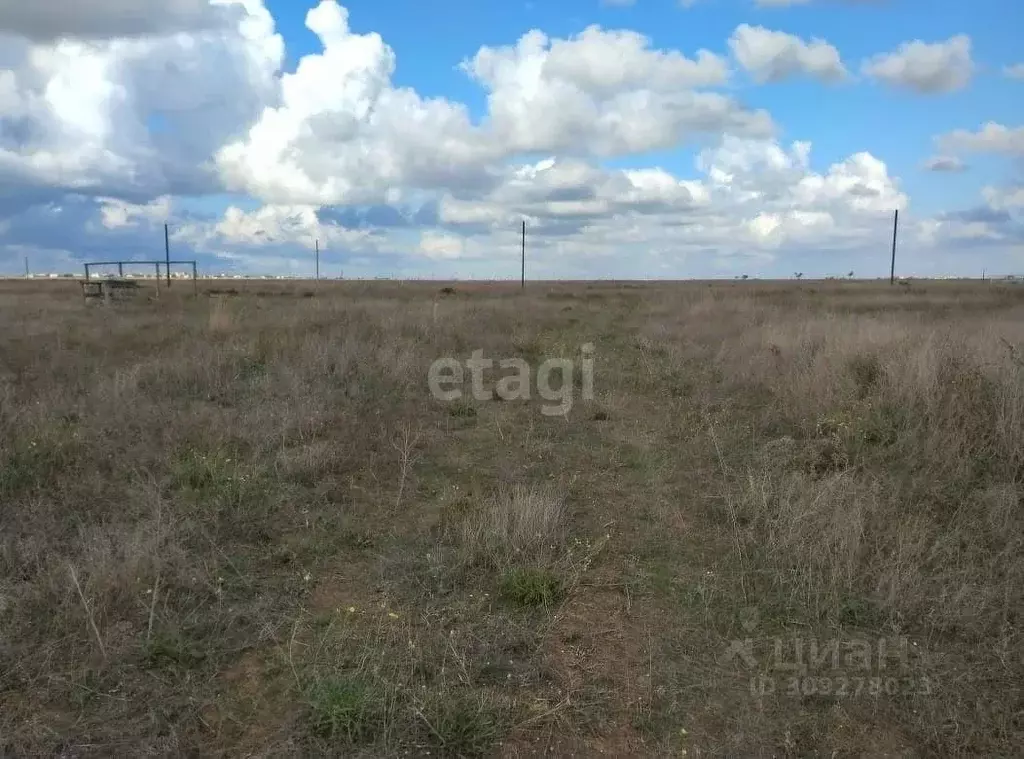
top-left (890, 209), bottom-right (899, 285)
top-left (118, 262), bottom-right (123, 277)
top-left (85, 264), bottom-right (90, 280)
top-left (192, 262), bottom-right (198, 296)
top-left (24, 256), bottom-right (28, 277)
top-left (164, 223), bottom-right (171, 287)
top-left (315, 239), bottom-right (320, 281)
top-left (521, 220), bottom-right (526, 289)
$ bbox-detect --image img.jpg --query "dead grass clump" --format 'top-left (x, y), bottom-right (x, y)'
top-left (727, 316), bottom-right (1024, 630)
top-left (452, 484), bottom-right (566, 573)
top-left (207, 297), bottom-right (235, 333)
top-left (702, 300), bottom-right (1024, 752)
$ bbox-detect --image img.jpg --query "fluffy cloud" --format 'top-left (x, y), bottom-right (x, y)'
top-left (463, 25), bottom-right (772, 157)
top-left (862, 35), bottom-right (974, 93)
top-left (217, 17), bottom-right (773, 205)
top-left (0, 1), bottom-right (771, 211)
top-left (703, 138), bottom-right (905, 216)
top-left (440, 157), bottom-right (709, 234)
top-left (98, 195), bottom-right (172, 229)
top-left (6, 134), bottom-right (911, 278)
top-left (982, 186), bottom-right (1024, 211)
top-left (438, 137), bottom-right (905, 268)
top-left (418, 231), bottom-right (469, 260)
top-left (216, 1), bottom-right (491, 206)
top-left (522, 139), bottom-right (914, 276)
top-left (919, 185), bottom-right (1024, 251)
top-left (174, 203), bottom-right (380, 252)
top-left (0, 0), bottom-right (283, 197)
top-left (938, 123), bottom-right (1024, 155)
top-left (729, 25), bottom-right (847, 83)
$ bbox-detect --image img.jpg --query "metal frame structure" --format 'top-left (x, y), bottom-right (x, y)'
top-left (82, 259), bottom-right (198, 296)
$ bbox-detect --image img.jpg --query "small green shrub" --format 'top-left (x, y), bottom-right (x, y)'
top-left (499, 567), bottom-right (563, 608)
top-left (307, 676), bottom-right (384, 745)
top-left (170, 446), bottom-right (262, 511)
top-left (447, 400), bottom-right (477, 419)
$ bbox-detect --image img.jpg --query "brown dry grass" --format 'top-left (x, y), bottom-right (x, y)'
top-left (0, 278), bottom-right (1021, 757)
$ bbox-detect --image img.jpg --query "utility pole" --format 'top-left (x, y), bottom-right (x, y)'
top-left (164, 223), bottom-right (171, 287)
top-left (521, 220), bottom-right (526, 289)
top-left (315, 238), bottom-right (320, 281)
top-left (889, 209), bottom-right (899, 285)
top-left (24, 256), bottom-right (28, 278)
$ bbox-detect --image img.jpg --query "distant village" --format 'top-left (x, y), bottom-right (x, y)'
top-left (12, 272), bottom-right (316, 280)
top-left (2, 272), bottom-right (1021, 282)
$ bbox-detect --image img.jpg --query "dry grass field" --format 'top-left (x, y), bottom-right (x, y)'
top-left (1, 278), bottom-right (1022, 757)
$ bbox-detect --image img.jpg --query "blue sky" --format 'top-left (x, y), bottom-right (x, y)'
top-left (0, 0), bottom-right (1022, 278)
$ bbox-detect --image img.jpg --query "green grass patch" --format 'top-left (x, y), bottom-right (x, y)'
top-left (499, 567), bottom-right (563, 608)
top-left (447, 400), bottom-right (478, 419)
top-left (307, 675), bottom-right (386, 745)
top-left (170, 446), bottom-right (267, 512)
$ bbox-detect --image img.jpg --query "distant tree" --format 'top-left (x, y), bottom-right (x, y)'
top-left (741, 274), bottom-right (749, 280)
top-left (848, 271), bottom-right (854, 279)
top-left (795, 272), bottom-right (804, 280)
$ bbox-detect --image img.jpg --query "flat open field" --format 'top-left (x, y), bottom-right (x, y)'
top-left (1, 279), bottom-right (1022, 757)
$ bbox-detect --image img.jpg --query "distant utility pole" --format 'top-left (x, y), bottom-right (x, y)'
top-left (889, 209), bottom-right (899, 285)
top-left (521, 220), bottom-right (526, 289)
top-left (24, 256), bottom-right (29, 277)
top-left (315, 239), bottom-right (320, 281)
top-left (164, 223), bottom-right (171, 287)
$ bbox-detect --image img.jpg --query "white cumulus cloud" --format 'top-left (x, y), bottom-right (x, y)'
top-left (862, 35), bottom-right (974, 93)
top-left (982, 186), bottom-right (1024, 211)
top-left (418, 231), bottom-right (468, 260)
top-left (216, 1), bottom-right (491, 206)
top-left (463, 25), bottom-right (772, 157)
top-left (174, 203), bottom-right (379, 252)
top-left (0, 0), bottom-right (283, 196)
top-left (938, 122), bottom-right (1024, 155)
top-left (440, 137), bottom-right (906, 268)
top-left (729, 25), bottom-right (847, 83)
top-left (217, 15), bottom-right (773, 205)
